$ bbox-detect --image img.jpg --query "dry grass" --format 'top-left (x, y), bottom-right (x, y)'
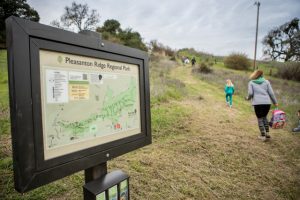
top-left (150, 55), bottom-right (187, 104)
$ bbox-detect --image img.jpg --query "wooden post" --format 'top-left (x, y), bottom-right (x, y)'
top-left (253, 1), bottom-right (260, 71)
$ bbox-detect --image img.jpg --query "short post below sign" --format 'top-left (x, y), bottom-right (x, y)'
top-left (83, 170), bottom-right (129, 200)
top-left (5, 16), bottom-right (151, 199)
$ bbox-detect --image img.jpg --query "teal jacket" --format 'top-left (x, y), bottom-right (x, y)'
top-left (224, 85), bottom-right (235, 95)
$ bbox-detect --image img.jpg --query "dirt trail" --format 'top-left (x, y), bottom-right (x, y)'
top-left (171, 66), bottom-right (257, 134)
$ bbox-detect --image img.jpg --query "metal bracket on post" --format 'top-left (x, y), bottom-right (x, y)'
top-left (83, 169), bottom-right (130, 200)
top-left (84, 162), bottom-right (107, 183)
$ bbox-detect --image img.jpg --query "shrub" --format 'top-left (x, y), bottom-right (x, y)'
top-left (192, 63), bottom-right (213, 74)
top-left (276, 62), bottom-right (300, 81)
top-left (199, 63), bottom-right (213, 73)
top-left (224, 53), bottom-right (251, 70)
top-left (170, 55), bottom-right (176, 61)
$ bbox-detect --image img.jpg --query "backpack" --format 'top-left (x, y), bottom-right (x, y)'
top-left (269, 109), bottom-right (286, 129)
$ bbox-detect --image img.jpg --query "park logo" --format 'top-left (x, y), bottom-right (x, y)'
top-left (57, 55), bottom-right (63, 64)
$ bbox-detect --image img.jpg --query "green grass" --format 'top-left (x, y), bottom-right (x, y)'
top-left (151, 103), bottom-right (191, 140)
top-left (0, 50), bottom-right (10, 136)
top-left (257, 63), bottom-right (278, 76)
top-left (0, 166), bottom-right (84, 199)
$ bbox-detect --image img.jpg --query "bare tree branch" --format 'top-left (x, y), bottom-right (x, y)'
top-left (262, 18), bottom-right (300, 62)
top-left (51, 1), bottom-right (100, 32)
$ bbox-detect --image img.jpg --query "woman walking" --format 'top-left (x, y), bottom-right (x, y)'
top-left (224, 79), bottom-right (235, 108)
top-left (246, 70), bottom-right (278, 141)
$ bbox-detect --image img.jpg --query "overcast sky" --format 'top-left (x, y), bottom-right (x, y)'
top-left (27, 0), bottom-right (300, 59)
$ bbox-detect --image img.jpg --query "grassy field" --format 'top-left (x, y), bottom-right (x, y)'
top-left (0, 50), bottom-right (300, 199)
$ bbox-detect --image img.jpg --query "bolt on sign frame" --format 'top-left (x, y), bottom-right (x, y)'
top-left (5, 16), bottom-right (151, 193)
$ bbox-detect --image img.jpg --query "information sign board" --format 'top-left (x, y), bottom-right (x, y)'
top-left (40, 50), bottom-right (142, 160)
top-left (6, 16), bottom-right (151, 192)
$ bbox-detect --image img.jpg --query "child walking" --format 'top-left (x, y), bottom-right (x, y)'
top-left (224, 79), bottom-right (235, 108)
top-left (246, 70), bottom-right (278, 141)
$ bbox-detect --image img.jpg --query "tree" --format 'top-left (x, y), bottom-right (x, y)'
top-left (119, 28), bottom-right (147, 51)
top-left (96, 20), bottom-right (147, 51)
top-left (0, 0), bottom-right (39, 47)
top-left (51, 2), bottom-right (99, 32)
top-left (97, 19), bottom-right (121, 35)
top-left (263, 18), bottom-right (300, 61)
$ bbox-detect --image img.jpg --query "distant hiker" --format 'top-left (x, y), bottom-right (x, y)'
top-left (292, 110), bottom-right (300, 133)
top-left (224, 79), bottom-right (234, 108)
top-left (246, 70), bottom-right (278, 141)
top-left (191, 57), bottom-right (196, 66)
top-left (184, 58), bottom-right (190, 65)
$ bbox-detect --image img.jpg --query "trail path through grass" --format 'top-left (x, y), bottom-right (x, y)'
top-left (170, 66), bottom-right (300, 199)
top-left (111, 65), bottom-right (300, 200)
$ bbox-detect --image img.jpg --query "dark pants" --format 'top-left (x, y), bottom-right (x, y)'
top-left (254, 104), bottom-right (271, 136)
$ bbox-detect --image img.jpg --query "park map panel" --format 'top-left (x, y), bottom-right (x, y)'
top-left (39, 50), bottom-right (141, 159)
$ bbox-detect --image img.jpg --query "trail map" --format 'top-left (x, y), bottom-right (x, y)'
top-left (40, 50), bottom-right (141, 159)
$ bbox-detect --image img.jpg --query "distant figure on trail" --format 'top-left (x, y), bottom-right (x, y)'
top-left (246, 70), bottom-right (278, 141)
top-left (184, 57), bottom-right (190, 65)
top-left (224, 79), bottom-right (234, 108)
top-left (292, 110), bottom-right (300, 132)
top-left (191, 57), bottom-right (196, 66)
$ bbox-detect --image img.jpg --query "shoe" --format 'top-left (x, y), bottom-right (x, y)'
top-left (266, 133), bottom-right (271, 139)
top-left (258, 135), bottom-right (266, 141)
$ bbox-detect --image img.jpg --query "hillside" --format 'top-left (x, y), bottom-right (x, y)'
top-left (0, 50), bottom-right (300, 199)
